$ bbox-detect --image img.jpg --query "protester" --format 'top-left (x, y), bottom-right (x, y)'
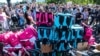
top-left (75, 9), bottom-right (83, 24)
top-left (82, 8), bottom-right (89, 21)
top-left (0, 2), bottom-right (100, 56)
top-left (24, 6), bottom-right (36, 26)
top-left (0, 7), bottom-right (10, 31)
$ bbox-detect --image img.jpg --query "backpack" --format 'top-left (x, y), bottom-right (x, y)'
top-left (36, 12), bottom-right (54, 27)
top-left (40, 12), bottom-right (48, 26)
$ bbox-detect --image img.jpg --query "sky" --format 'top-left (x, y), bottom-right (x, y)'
top-left (36, 0), bottom-right (45, 2)
top-left (0, 0), bottom-right (23, 3)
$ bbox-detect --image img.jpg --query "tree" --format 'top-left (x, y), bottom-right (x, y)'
top-left (46, 0), bottom-right (66, 4)
top-left (94, 0), bottom-right (100, 4)
top-left (46, 0), bottom-right (100, 5)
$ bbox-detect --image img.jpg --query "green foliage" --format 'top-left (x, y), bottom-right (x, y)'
top-left (46, 0), bottom-right (66, 4)
top-left (94, 0), bottom-right (100, 4)
top-left (46, 0), bottom-right (100, 5)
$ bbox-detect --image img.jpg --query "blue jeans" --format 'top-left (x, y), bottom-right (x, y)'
top-left (19, 17), bottom-right (25, 28)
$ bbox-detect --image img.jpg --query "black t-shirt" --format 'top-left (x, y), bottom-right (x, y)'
top-left (76, 12), bottom-right (82, 18)
top-left (88, 8), bottom-right (91, 15)
top-left (91, 9), bottom-right (98, 17)
top-left (75, 12), bottom-right (82, 24)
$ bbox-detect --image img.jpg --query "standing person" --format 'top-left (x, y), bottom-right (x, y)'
top-left (31, 3), bottom-right (36, 21)
top-left (82, 8), bottom-right (89, 26)
top-left (0, 7), bottom-right (9, 31)
top-left (96, 7), bottom-right (100, 24)
top-left (57, 6), bottom-right (63, 13)
top-left (82, 8), bottom-right (89, 20)
top-left (72, 5), bottom-right (78, 15)
top-left (3, 5), bottom-right (11, 30)
top-left (22, 4), bottom-right (27, 13)
top-left (24, 6), bottom-right (36, 26)
top-left (16, 4), bottom-right (26, 28)
top-left (75, 9), bottom-right (83, 24)
top-left (31, 3), bottom-right (37, 28)
top-left (3, 5), bottom-right (11, 17)
top-left (50, 3), bottom-right (56, 13)
top-left (89, 7), bottom-right (97, 25)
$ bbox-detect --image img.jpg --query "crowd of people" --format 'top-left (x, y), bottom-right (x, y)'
top-left (0, 2), bottom-right (100, 56)
top-left (0, 3), bottom-right (100, 31)
top-left (0, 3), bottom-right (37, 56)
top-left (36, 3), bottom-right (100, 42)
top-left (0, 3), bottom-right (36, 31)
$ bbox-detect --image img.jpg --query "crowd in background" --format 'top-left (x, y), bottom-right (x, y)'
top-left (0, 3), bottom-right (100, 31)
top-left (0, 2), bottom-right (100, 56)
top-left (36, 3), bottom-right (100, 25)
top-left (36, 3), bottom-right (100, 39)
